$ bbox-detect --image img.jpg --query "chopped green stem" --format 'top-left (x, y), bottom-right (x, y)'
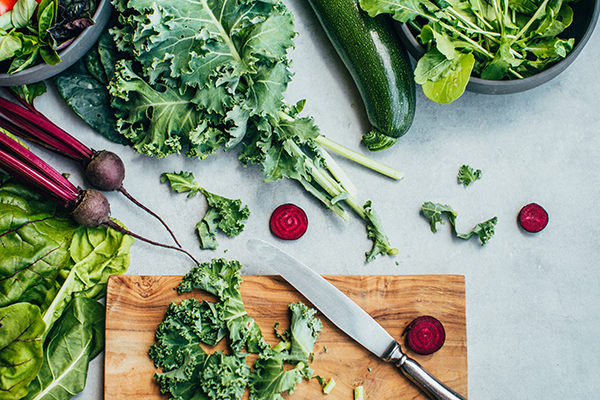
top-left (316, 144), bottom-right (358, 197)
top-left (298, 178), bottom-right (349, 220)
top-left (315, 136), bottom-right (403, 180)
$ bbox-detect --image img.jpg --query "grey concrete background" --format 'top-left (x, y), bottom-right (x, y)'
top-left (23, 2), bottom-right (600, 399)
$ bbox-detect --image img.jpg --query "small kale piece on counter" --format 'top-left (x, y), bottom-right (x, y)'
top-left (161, 171), bottom-right (250, 250)
top-left (457, 165), bottom-right (482, 187)
top-left (150, 259), bottom-right (323, 400)
top-left (422, 202), bottom-right (497, 246)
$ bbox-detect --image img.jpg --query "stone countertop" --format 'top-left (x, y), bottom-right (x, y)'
top-left (21, 2), bottom-right (600, 399)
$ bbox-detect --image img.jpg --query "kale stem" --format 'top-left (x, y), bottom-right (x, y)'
top-left (316, 144), bottom-right (358, 197)
top-left (315, 136), bottom-right (403, 180)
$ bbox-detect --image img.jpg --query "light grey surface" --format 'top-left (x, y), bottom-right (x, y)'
top-left (22, 1), bottom-right (599, 399)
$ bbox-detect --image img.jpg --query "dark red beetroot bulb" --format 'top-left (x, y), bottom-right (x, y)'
top-left (518, 203), bottom-right (548, 233)
top-left (270, 203), bottom-right (308, 240)
top-left (403, 316), bottom-right (446, 355)
top-left (85, 150), bottom-right (126, 191)
top-left (71, 189), bottom-right (111, 227)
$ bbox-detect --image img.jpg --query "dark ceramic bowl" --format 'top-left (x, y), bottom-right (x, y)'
top-left (396, 0), bottom-right (600, 94)
top-left (0, 0), bottom-right (112, 87)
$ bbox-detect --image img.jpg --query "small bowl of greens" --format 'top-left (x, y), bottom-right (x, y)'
top-left (361, 0), bottom-right (599, 103)
top-left (0, 0), bottom-right (111, 86)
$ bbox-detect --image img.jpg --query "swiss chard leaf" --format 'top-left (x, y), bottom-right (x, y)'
top-left (0, 302), bottom-right (45, 400)
top-left (0, 174), bottom-right (79, 309)
top-left (24, 297), bottom-right (105, 400)
top-left (421, 201), bottom-right (457, 233)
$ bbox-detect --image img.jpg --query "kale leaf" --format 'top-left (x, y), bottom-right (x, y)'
top-left (150, 259), bottom-right (323, 400)
top-left (421, 202), bottom-right (497, 246)
top-left (56, 0), bottom-right (400, 263)
top-left (161, 171), bottom-right (251, 250)
top-left (458, 165), bottom-right (482, 187)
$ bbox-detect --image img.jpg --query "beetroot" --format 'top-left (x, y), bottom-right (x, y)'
top-left (518, 203), bottom-right (548, 233)
top-left (0, 91), bottom-right (180, 247)
top-left (403, 316), bottom-right (446, 355)
top-left (270, 203), bottom-right (308, 240)
top-left (0, 132), bottom-right (200, 266)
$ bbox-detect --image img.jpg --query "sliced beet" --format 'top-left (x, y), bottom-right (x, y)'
top-left (403, 316), bottom-right (445, 355)
top-left (270, 203), bottom-right (308, 240)
top-left (518, 203), bottom-right (548, 233)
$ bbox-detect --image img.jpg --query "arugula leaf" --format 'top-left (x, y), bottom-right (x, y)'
top-left (457, 165), bottom-right (482, 187)
top-left (0, 302), bottom-right (45, 400)
top-left (360, 0), bottom-right (577, 103)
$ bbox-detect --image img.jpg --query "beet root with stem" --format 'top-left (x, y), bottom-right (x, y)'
top-left (71, 188), bottom-right (200, 265)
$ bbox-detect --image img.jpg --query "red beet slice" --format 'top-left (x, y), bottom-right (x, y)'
top-left (518, 203), bottom-right (548, 233)
top-left (270, 203), bottom-right (308, 240)
top-left (403, 316), bottom-right (445, 355)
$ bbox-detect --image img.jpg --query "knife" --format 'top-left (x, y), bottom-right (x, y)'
top-left (246, 239), bottom-right (467, 400)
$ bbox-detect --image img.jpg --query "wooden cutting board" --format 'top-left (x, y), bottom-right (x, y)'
top-left (105, 275), bottom-right (468, 399)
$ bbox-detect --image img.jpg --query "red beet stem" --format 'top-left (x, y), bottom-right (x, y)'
top-left (104, 219), bottom-right (198, 265)
top-left (0, 92), bottom-right (181, 247)
top-left (270, 203), bottom-right (308, 240)
top-left (518, 203), bottom-right (548, 233)
top-left (0, 96), bottom-right (93, 160)
top-left (0, 131), bottom-right (79, 206)
top-left (403, 316), bottom-right (446, 355)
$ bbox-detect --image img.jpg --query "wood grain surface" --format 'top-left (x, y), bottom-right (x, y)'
top-left (104, 275), bottom-right (468, 399)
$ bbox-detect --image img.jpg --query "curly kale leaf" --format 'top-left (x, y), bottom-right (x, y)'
top-left (161, 171), bottom-right (250, 249)
top-left (421, 202), bottom-right (497, 246)
top-left (456, 216), bottom-right (498, 246)
top-left (363, 201), bottom-right (399, 262)
top-left (457, 165), bottom-right (482, 187)
top-left (421, 202), bottom-right (458, 233)
top-left (249, 302), bottom-right (321, 400)
top-left (202, 351), bottom-right (251, 400)
top-left (197, 191), bottom-right (250, 250)
top-left (250, 355), bottom-right (310, 400)
top-left (177, 259), bottom-right (268, 353)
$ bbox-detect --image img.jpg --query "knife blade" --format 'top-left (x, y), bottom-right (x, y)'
top-left (246, 239), bottom-right (467, 400)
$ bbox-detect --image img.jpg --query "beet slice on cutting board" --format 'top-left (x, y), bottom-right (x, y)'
top-left (403, 316), bottom-right (446, 355)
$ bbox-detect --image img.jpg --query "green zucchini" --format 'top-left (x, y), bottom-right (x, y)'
top-left (307, 0), bottom-right (416, 151)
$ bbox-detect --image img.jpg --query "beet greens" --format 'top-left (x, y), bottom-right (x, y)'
top-left (0, 130), bottom-right (199, 265)
top-left (0, 85), bottom-right (181, 247)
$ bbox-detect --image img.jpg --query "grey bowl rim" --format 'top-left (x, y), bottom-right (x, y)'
top-left (396, 0), bottom-right (600, 95)
top-left (0, 0), bottom-right (112, 87)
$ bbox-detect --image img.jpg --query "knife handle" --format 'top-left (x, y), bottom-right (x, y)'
top-left (386, 343), bottom-right (467, 400)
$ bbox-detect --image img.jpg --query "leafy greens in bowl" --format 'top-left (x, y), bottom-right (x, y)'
top-left (0, 0), bottom-right (111, 86)
top-left (360, 0), bottom-right (600, 103)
